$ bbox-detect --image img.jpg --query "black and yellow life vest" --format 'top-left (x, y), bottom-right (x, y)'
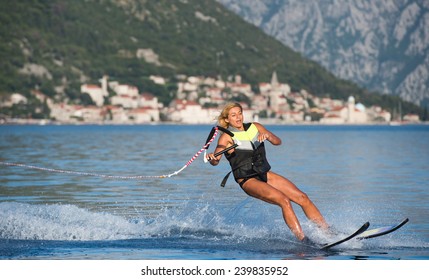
top-left (221, 123), bottom-right (271, 187)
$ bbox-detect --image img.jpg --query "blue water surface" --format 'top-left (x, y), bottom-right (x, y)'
top-left (0, 124), bottom-right (428, 260)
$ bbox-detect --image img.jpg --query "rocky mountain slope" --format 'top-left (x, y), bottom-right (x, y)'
top-left (0, 0), bottom-right (423, 118)
top-left (217, 0), bottom-right (429, 108)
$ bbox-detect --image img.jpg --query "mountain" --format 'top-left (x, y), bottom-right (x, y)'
top-left (0, 0), bottom-right (423, 117)
top-left (217, 0), bottom-right (429, 109)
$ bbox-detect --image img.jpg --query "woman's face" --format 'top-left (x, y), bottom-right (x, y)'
top-left (227, 106), bottom-right (244, 129)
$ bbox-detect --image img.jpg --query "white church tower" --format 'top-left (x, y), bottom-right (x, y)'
top-left (347, 96), bottom-right (355, 123)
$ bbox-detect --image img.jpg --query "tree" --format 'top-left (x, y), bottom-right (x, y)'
top-left (80, 93), bottom-right (95, 106)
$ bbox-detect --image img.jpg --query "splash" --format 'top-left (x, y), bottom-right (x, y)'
top-left (0, 202), bottom-right (143, 240)
top-left (1, 200), bottom-right (422, 253)
top-left (0, 201), bottom-right (275, 242)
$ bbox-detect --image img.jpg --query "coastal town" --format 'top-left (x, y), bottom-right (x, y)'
top-left (0, 72), bottom-right (421, 125)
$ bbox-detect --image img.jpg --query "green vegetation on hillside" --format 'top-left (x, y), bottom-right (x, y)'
top-left (0, 0), bottom-right (424, 118)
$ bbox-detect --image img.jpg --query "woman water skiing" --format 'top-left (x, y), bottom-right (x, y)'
top-left (206, 102), bottom-right (329, 242)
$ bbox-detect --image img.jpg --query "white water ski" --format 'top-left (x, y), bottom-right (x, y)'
top-left (320, 218), bottom-right (409, 249)
top-left (356, 218), bottom-right (409, 240)
top-left (320, 222), bottom-right (370, 250)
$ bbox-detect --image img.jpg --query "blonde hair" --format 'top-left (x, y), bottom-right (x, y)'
top-left (217, 102), bottom-right (243, 128)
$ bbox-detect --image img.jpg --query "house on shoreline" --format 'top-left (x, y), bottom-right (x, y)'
top-left (0, 73), bottom-right (415, 124)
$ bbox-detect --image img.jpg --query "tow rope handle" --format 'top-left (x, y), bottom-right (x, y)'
top-left (203, 126), bottom-right (240, 163)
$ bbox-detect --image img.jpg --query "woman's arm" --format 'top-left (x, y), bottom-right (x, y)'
top-left (254, 122), bottom-right (282, 145)
top-left (207, 133), bottom-right (233, 166)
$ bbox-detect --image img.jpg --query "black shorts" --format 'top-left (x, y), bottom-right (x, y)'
top-left (237, 172), bottom-right (268, 188)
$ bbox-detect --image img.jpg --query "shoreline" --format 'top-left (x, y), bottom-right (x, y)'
top-left (1, 117), bottom-right (428, 126)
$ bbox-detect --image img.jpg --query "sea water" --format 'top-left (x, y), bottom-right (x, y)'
top-left (0, 124), bottom-right (428, 260)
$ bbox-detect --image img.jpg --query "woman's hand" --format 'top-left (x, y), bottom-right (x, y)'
top-left (254, 123), bottom-right (281, 145)
top-left (258, 132), bottom-right (271, 142)
top-left (206, 153), bottom-right (220, 165)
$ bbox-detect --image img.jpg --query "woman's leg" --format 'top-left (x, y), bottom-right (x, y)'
top-left (267, 172), bottom-right (329, 229)
top-left (240, 178), bottom-right (306, 240)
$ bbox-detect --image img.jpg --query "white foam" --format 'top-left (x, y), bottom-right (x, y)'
top-left (0, 201), bottom-right (273, 242)
top-left (3, 201), bottom-right (421, 250)
top-left (0, 202), bottom-right (142, 240)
